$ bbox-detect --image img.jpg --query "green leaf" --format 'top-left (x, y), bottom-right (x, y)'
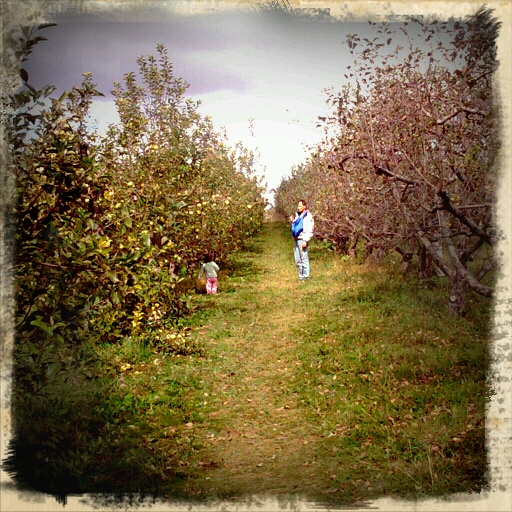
top-left (43, 222), bottom-right (57, 241)
top-left (106, 271), bottom-right (119, 283)
top-left (46, 361), bottom-right (61, 378)
top-left (27, 342), bottom-right (39, 354)
top-left (30, 317), bottom-right (53, 335)
top-left (86, 219), bottom-right (97, 231)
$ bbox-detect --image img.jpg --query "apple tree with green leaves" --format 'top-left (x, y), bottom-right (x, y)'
top-left (101, 45), bottom-right (265, 268)
top-left (3, 21), bottom-right (266, 494)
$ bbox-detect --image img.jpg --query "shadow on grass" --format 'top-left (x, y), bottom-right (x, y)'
top-left (2, 338), bottom-right (207, 506)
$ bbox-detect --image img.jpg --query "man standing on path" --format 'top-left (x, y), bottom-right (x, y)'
top-left (290, 199), bottom-right (314, 280)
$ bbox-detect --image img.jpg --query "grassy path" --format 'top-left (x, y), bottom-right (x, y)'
top-left (99, 221), bottom-right (489, 504)
top-left (159, 221), bottom-right (489, 503)
top-left (190, 221), bottom-right (335, 498)
top-left (3, 222), bottom-right (491, 505)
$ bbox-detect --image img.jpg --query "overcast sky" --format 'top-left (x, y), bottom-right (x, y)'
top-left (23, 6), bottom-right (381, 199)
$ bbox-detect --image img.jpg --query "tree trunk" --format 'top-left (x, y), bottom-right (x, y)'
top-left (418, 245), bottom-right (434, 280)
top-left (364, 244), bottom-right (384, 264)
top-left (448, 272), bottom-right (468, 316)
top-left (397, 238), bottom-right (416, 272)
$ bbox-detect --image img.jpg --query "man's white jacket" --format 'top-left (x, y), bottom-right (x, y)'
top-left (292, 210), bottom-right (314, 243)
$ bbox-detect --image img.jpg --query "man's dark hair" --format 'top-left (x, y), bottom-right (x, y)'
top-left (298, 199), bottom-right (307, 207)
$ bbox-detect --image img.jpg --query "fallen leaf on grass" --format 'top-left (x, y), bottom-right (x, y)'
top-left (198, 460), bottom-right (219, 468)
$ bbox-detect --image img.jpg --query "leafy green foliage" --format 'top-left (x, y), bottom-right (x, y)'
top-left (10, 40), bottom-right (266, 348)
top-left (4, 24), bottom-right (265, 501)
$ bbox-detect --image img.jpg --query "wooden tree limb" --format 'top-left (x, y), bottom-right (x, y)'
top-left (421, 105), bottom-right (487, 125)
top-left (375, 166), bottom-right (422, 185)
top-left (476, 258), bottom-right (497, 281)
top-left (388, 181), bottom-right (454, 278)
top-left (461, 237), bottom-right (484, 265)
top-left (438, 212), bottom-right (494, 298)
top-left (335, 153), bottom-right (423, 186)
top-left (416, 233), bottom-right (455, 279)
top-left (438, 191), bottom-right (493, 245)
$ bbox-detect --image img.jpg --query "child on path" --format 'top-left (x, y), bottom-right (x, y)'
top-left (198, 253), bottom-right (220, 294)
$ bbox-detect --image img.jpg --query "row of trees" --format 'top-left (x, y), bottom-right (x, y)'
top-left (9, 36), bottom-right (266, 346)
top-left (3, 18), bottom-right (266, 494)
top-left (275, 7), bottom-right (500, 315)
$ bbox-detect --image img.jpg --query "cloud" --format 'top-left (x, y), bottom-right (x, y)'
top-left (23, 11), bottom-right (363, 100)
top-left (23, 17), bottom-right (263, 98)
top-left (21, 10), bottom-right (359, 192)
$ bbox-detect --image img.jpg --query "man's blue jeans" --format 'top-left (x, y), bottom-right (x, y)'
top-left (293, 239), bottom-right (310, 279)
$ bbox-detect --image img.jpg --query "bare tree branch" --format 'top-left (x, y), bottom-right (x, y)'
top-left (335, 153), bottom-right (423, 186)
top-left (438, 212), bottom-right (494, 298)
top-left (438, 191), bottom-right (494, 245)
top-left (476, 258), bottom-right (497, 281)
top-left (416, 233), bottom-right (454, 279)
top-left (422, 105), bottom-right (487, 125)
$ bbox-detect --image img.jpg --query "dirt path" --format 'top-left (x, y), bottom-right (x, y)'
top-left (189, 222), bottom-right (335, 498)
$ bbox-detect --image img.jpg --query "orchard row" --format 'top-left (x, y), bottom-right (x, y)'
top-left (9, 42), bottom-right (267, 361)
top-left (275, 9), bottom-right (499, 316)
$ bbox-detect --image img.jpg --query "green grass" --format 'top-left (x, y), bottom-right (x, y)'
top-left (6, 221), bottom-right (492, 505)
